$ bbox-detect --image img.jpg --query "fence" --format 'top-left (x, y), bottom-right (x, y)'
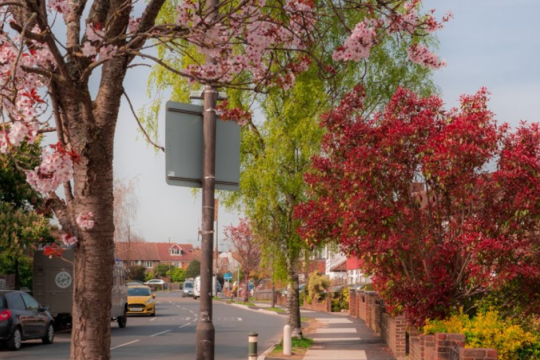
top-left (349, 290), bottom-right (498, 360)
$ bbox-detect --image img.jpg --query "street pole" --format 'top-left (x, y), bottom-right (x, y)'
top-left (196, 0), bottom-right (218, 356)
top-left (196, 85), bottom-right (217, 360)
top-left (215, 198), bottom-right (219, 296)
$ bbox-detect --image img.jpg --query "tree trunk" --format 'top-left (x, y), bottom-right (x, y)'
top-left (70, 130), bottom-right (117, 360)
top-left (287, 267), bottom-right (302, 338)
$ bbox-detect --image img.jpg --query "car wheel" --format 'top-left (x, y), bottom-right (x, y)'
top-left (117, 307), bottom-right (127, 328)
top-left (7, 327), bottom-right (22, 351)
top-left (42, 323), bottom-right (55, 344)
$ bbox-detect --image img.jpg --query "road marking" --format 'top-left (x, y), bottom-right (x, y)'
top-left (150, 318), bottom-right (157, 322)
top-left (111, 340), bottom-right (139, 350)
top-left (179, 322), bottom-right (192, 328)
top-left (315, 328), bottom-right (357, 333)
top-left (150, 329), bottom-right (172, 337)
top-left (238, 317), bottom-right (243, 321)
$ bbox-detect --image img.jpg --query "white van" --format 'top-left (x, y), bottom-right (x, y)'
top-left (193, 276), bottom-right (201, 299)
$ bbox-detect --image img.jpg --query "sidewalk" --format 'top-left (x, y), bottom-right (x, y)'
top-left (250, 302), bottom-right (397, 360)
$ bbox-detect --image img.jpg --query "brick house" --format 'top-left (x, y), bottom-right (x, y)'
top-left (114, 242), bottom-right (199, 270)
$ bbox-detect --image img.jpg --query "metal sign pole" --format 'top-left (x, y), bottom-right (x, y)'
top-left (196, 85), bottom-right (217, 360)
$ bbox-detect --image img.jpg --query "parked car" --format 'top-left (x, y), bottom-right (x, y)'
top-left (127, 286), bottom-right (155, 316)
top-left (0, 290), bottom-right (55, 351)
top-left (182, 280), bottom-right (194, 297)
top-left (126, 281), bottom-right (144, 286)
top-left (144, 279), bottom-right (166, 286)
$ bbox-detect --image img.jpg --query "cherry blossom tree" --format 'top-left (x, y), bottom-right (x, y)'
top-left (224, 218), bottom-right (262, 302)
top-left (0, 0), bottom-right (450, 358)
top-left (296, 87), bottom-right (540, 325)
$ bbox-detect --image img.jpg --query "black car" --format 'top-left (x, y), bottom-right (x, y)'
top-left (0, 290), bottom-right (55, 351)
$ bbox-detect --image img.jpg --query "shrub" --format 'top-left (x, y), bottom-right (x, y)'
top-left (331, 287), bottom-right (350, 312)
top-left (424, 309), bottom-right (539, 360)
top-left (306, 271), bottom-right (331, 304)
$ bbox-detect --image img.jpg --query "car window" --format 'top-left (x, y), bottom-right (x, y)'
top-left (128, 288), bottom-right (151, 296)
top-left (184, 282), bottom-right (193, 289)
top-left (0, 295), bottom-right (6, 309)
top-left (21, 292), bottom-right (40, 311)
top-left (6, 293), bottom-right (26, 311)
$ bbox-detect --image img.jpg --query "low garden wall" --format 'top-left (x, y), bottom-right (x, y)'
top-left (349, 290), bottom-right (498, 360)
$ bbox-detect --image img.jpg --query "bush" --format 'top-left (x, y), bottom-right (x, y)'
top-left (331, 287), bottom-right (349, 312)
top-left (424, 309), bottom-right (540, 360)
top-left (306, 271), bottom-right (331, 304)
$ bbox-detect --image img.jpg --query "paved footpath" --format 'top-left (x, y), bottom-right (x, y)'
top-left (255, 303), bottom-right (397, 360)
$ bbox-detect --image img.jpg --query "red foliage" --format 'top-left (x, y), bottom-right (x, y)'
top-left (296, 87), bottom-right (540, 325)
top-left (224, 218), bottom-right (262, 302)
top-left (43, 244), bottom-right (65, 257)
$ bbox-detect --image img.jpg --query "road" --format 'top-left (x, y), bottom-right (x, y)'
top-left (0, 292), bottom-right (286, 360)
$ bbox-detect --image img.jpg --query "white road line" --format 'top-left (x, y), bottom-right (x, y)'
top-left (111, 340), bottom-right (140, 350)
top-left (315, 328), bottom-right (357, 334)
top-left (150, 329), bottom-right (172, 337)
top-left (237, 317), bottom-right (243, 321)
top-left (179, 322), bottom-right (192, 328)
top-left (150, 318), bottom-right (157, 322)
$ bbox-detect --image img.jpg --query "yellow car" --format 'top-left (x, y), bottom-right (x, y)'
top-left (127, 286), bottom-right (156, 316)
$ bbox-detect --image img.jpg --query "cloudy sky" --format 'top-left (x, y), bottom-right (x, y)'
top-left (112, 0), bottom-right (540, 247)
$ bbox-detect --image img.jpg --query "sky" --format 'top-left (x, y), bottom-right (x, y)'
top-left (112, 0), bottom-right (540, 247)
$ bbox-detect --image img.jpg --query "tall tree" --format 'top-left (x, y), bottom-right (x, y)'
top-left (224, 218), bottom-right (262, 302)
top-left (113, 177), bottom-right (139, 243)
top-left (0, 1), bottom-right (449, 358)
top-left (296, 87), bottom-right (540, 325)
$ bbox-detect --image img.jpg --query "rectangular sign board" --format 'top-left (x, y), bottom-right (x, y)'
top-left (224, 272), bottom-right (233, 280)
top-left (165, 101), bottom-right (240, 191)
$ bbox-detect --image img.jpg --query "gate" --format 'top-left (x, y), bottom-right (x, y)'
top-left (449, 343), bottom-right (460, 360)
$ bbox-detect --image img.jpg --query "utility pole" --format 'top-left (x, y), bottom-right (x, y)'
top-left (215, 198), bottom-right (219, 296)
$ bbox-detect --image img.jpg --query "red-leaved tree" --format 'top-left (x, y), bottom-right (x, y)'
top-left (296, 87), bottom-right (540, 325)
top-left (225, 218), bottom-right (262, 302)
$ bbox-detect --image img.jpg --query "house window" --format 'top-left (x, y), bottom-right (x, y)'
top-left (171, 247), bottom-right (182, 255)
top-left (173, 262), bottom-right (181, 268)
top-left (145, 261), bottom-right (153, 268)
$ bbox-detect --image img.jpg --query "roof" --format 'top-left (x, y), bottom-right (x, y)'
top-left (114, 242), bottom-right (197, 262)
top-left (346, 256), bottom-right (364, 270)
top-left (330, 259), bottom-right (347, 272)
top-left (114, 242), bottom-right (160, 261)
top-left (154, 243), bottom-right (195, 262)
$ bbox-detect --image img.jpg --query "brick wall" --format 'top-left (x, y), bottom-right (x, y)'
top-left (459, 348), bottom-right (498, 360)
top-left (435, 333), bottom-right (465, 360)
top-left (349, 290), bottom-right (358, 317)
top-left (380, 314), bottom-right (407, 358)
top-left (302, 297), bottom-right (331, 312)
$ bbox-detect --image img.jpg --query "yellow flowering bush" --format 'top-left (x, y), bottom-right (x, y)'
top-left (423, 309), bottom-right (540, 360)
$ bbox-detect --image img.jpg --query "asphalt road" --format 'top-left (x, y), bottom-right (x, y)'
top-left (0, 292), bottom-right (286, 360)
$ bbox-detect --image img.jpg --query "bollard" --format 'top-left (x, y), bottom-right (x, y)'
top-left (248, 332), bottom-right (258, 360)
top-left (283, 324), bottom-right (292, 356)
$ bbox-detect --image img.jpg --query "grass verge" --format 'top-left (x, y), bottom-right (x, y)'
top-left (270, 337), bottom-right (313, 357)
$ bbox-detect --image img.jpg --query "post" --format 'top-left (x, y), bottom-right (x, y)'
top-left (283, 325), bottom-right (292, 356)
top-left (195, 85), bottom-right (217, 360)
top-left (169, 237), bottom-right (172, 292)
top-left (215, 198), bottom-right (219, 297)
top-left (248, 332), bottom-right (258, 360)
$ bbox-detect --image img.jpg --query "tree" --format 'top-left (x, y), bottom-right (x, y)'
top-left (155, 263), bottom-right (171, 277)
top-left (186, 260), bottom-right (201, 279)
top-left (225, 218), bottom-right (262, 302)
top-left (127, 265), bottom-right (146, 282)
top-left (0, 1), bottom-right (449, 358)
top-left (171, 267), bottom-right (186, 283)
top-left (113, 177), bottom-right (140, 243)
top-left (226, 37), bottom-right (437, 336)
top-left (296, 87), bottom-right (540, 325)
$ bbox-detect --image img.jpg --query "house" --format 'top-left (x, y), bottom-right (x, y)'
top-left (114, 242), bottom-right (198, 270)
top-left (346, 255), bottom-right (371, 285)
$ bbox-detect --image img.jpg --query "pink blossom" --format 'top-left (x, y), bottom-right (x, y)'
top-left (81, 42), bottom-right (97, 57)
top-left (26, 145), bottom-right (74, 194)
top-left (97, 44), bottom-right (117, 61)
top-left (86, 24), bottom-right (104, 42)
top-left (128, 17), bottom-right (141, 33)
top-left (333, 21), bottom-right (377, 62)
top-left (61, 233), bottom-right (78, 246)
top-left (76, 212), bottom-right (95, 230)
top-left (407, 43), bottom-right (445, 69)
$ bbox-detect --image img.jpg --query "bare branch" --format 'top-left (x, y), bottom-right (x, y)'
top-left (122, 88), bottom-right (165, 153)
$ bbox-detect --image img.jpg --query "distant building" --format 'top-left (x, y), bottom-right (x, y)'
top-left (114, 242), bottom-right (198, 270)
